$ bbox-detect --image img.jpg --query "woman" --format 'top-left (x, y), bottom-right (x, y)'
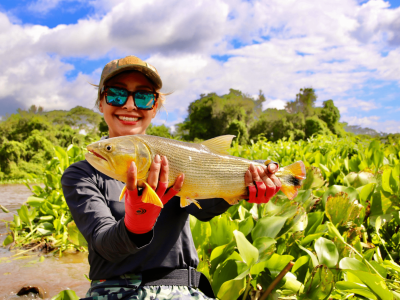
top-left (61, 55), bottom-right (281, 300)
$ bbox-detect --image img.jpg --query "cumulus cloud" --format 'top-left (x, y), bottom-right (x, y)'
top-left (0, 0), bottom-right (399, 133)
top-left (342, 115), bottom-right (400, 133)
top-left (334, 98), bottom-right (379, 114)
top-left (262, 99), bottom-right (286, 110)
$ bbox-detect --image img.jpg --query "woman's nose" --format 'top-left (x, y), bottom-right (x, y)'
top-left (123, 95), bottom-right (137, 110)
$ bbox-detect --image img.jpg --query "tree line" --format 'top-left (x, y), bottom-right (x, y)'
top-left (175, 88), bottom-right (344, 144)
top-left (0, 88), bottom-right (398, 181)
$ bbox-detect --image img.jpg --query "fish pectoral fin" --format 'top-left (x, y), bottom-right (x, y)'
top-left (180, 197), bottom-right (202, 209)
top-left (223, 197), bottom-right (240, 206)
top-left (278, 161), bottom-right (307, 200)
top-left (142, 182), bottom-right (163, 208)
top-left (200, 135), bottom-right (236, 155)
top-left (119, 185), bottom-right (127, 201)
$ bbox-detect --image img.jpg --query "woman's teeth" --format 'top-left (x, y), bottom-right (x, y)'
top-left (118, 116), bottom-right (139, 121)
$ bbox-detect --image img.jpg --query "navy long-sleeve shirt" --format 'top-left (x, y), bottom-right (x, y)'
top-left (61, 160), bottom-right (231, 280)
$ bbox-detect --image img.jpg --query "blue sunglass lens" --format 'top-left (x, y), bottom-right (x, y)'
top-left (134, 92), bottom-right (155, 109)
top-left (106, 88), bottom-right (156, 109)
top-left (107, 87), bottom-right (128, 106)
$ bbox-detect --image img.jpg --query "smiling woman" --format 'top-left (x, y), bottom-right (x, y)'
top-left (60, 55), bottom-right (281, 300)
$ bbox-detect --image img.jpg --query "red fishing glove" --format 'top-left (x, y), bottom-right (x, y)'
top-left (124, 183), bottom-right (179, 234)
top-left (248, 161), bottom-right (281, 204)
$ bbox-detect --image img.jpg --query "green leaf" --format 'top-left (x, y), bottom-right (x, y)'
top-left (252, 237), bottom-right (276, 262)
top-left (304, 211), bottom-right (324, 236)
top-left (67, 221), bottom-right (87, 247)
top-left (2, 234), bottom-right (13, 246)
top-left (314, 237), bottom-right (339, 268)
top-left (335, 281), bottom-right (377, 300)
top-left (37, 222), bottom-right (54, 236)
top-left (251, 216), bottom-right (287, 240)
top-left (292, 255), bottom-right (310, 274)
top-left (51, 289), bottom-right (79, 300)
top-left (238, 216), bottom-right (254, 237)
top-left (346, 270), bottom-right (393, 300)
top-left (359, 183), bottom-right (376, 206)
top-left (339, 257), bottom-right (370, 272)
top-left (217, 277), bottom-right (247, 300)
top-left (322, 185), bottom-right (358, 207)
top-left (26, 196), bottom-right (45, 208)
top-left (17, 205), bottom-right (37, 226)
top-left (210, 214), bottom-right (238, 247)
top-left (300, 265), bottom-right (334, 300)
top-left (209, 241), bottom-right (236, 275)
top-left (382, 168), bottom-right (393, 193)
top-left (297, 242), bottom-right (319, 268)
top-left (264, 253), bottom-right (294, 274)
top-left (326, 222), bottom-right (345, 243)
top-left (212, 259), bottom-right (248, 296)
top-left (300, 232), bottom-right (325, 246)
top-left (301, 166), bottom-right (325, 190)
top-left (233, 230), bottom-right (258, 267)
top-left (190, 215), bottom-right (211, 250)
top-left (0, 204), bottom-right (9, 213)
top-left (325, 192), bottom-right (363, 227)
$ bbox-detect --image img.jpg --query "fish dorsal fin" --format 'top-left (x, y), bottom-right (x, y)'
top-left (200, 135), bottom-right (235, 155)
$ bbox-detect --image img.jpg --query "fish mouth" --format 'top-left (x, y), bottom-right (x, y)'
top-left (88, 150), bottom-right (107, 161)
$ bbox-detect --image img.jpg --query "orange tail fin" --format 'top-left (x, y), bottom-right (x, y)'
top-left (274, 161), bottom-right (306, 200)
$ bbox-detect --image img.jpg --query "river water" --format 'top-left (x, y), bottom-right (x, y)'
top-left (0, 184), bottom-right (90, 299)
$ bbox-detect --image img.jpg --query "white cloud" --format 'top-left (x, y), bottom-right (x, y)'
top-left (334, 98), bottom-right (379, 114)
top-left (0, 0), bottom-right (400, 133)
top-left (262, 99), bottom-right (286, 110)
top-left (342, 115), bottom-right (400, 133)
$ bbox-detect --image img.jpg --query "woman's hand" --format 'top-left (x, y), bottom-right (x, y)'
top-left (124, 155), bottom-right (184, 234)
top-left (244, 162), bottom-right (281, 204)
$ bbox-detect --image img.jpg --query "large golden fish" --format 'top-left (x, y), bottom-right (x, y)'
top-left (85, 135), bottom-right (306, 208)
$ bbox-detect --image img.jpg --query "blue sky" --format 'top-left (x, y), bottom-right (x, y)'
top-left (0, 0), bottom-right (399, 133)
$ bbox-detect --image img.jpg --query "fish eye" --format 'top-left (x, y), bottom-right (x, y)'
top-left (105, 144), bottom-right (113, 152)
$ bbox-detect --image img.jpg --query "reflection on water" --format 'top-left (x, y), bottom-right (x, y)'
top-left (0, 185), bottom-right (90, 299)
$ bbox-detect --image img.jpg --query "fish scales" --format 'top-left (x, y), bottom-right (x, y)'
top-left (85, 134), bottom-right (306, 208)
top-left (137, 135), bottom-right (256, 200)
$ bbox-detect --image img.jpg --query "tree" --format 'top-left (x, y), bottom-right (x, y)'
top-left (285, 88), bottom-right (317, 116)
top-left (146, 124), bottom-right (172, 138)
top-left (179, 89), bottom-right (256, 143)
top-left (319, 100), bottom-right (341, 135)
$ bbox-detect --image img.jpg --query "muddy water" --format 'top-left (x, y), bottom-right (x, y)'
top-left (0, 184), bottom-right (90, 299)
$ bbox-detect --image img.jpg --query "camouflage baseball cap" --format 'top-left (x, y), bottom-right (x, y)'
top-left (98, 55), bottom-right (162, 100)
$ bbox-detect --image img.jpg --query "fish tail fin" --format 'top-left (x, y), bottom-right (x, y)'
top-left (119, 185), bottom-right (127, 201)
top-left (142, 182), bottom-right (164, 208)
top-left (277, 161), bottom-right (306, 200)
top-left (180, 196), bottom-right (202, 209)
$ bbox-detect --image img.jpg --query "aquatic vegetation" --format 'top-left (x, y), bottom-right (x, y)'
top-left (3, 134), bottom-right (400, 299)
top-left (2, 145), bottom-right (88, 256)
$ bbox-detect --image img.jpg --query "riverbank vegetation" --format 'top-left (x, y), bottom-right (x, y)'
top-left (2, 88), bottom-right (400, 299)
top-left (2, 134), bottom-right (400, 299)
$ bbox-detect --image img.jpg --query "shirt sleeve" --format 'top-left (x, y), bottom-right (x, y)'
top-left (61, 161), bottom-right (153, 263)
top-left (185, 198), bottom-right (231, 222)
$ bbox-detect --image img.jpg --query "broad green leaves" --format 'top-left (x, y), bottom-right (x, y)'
top-left (314, 237), bottom-right (338, 268)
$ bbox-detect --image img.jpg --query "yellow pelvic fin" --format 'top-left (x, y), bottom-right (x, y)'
top-left (180, 197), bottom-right (202, 209)
top-left (223, 197), bottom-right (240, 206)
top-left (119, 185), bottom-right (127, 201)
top-left (142, 182), bottom-right (163, 208)
top-left (278, 161), bottom-right (307, 200)
top-left (200, 135), bottom-right (235, 155)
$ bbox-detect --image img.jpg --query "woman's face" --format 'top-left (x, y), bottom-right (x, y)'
top-left (99, 71), bottom-right (158, 138)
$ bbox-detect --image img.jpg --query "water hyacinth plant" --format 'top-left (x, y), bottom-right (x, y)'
top-left (2, 134), bottom-right (400, 299)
